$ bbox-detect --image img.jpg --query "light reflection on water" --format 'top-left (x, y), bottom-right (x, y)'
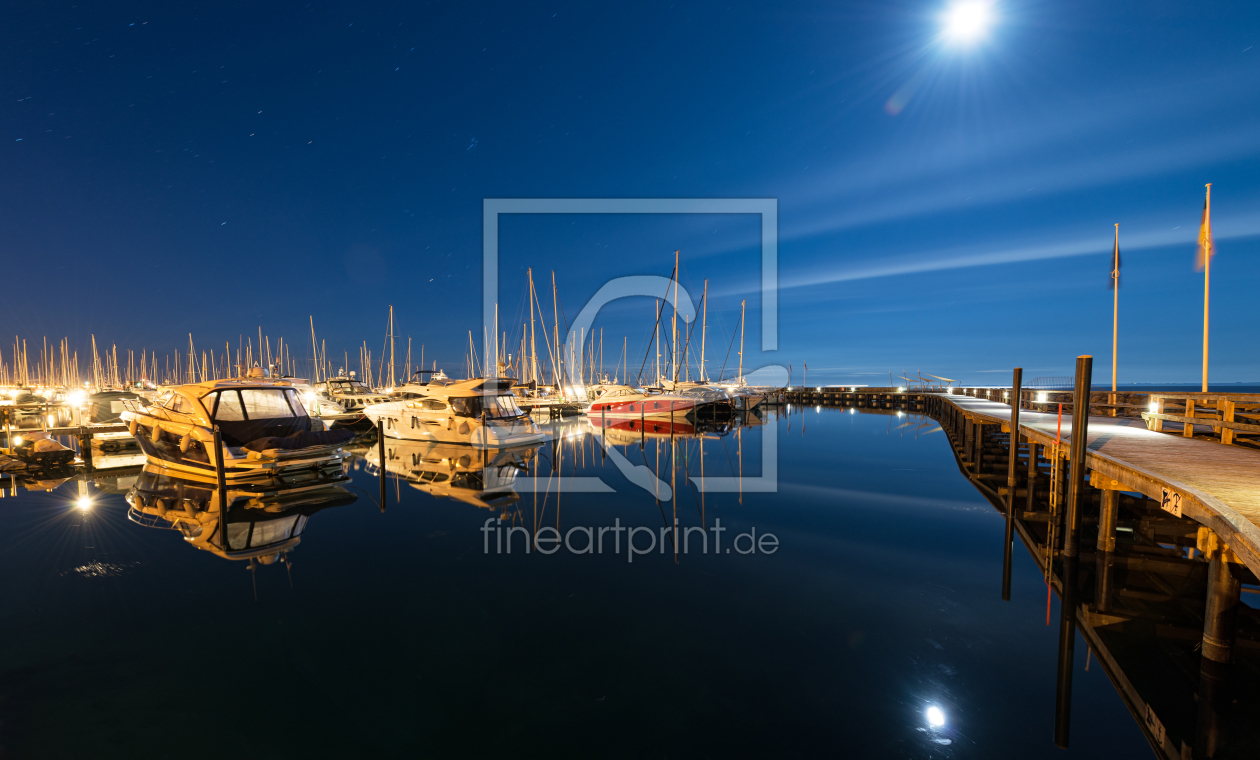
top-left (0, 406), bottom-right (1224, 757)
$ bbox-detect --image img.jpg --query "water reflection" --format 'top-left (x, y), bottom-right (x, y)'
top-left (122, 465), bottom-right (357, 562)
top-left (366, 439), bottom-right (535, 512)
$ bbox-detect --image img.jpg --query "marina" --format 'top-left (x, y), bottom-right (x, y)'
top-left (6, 1), bottom-right (1259, 757)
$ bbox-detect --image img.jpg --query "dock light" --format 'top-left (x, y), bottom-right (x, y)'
top-left (1148, 401), bottom-right (1159, 413)
top-left (76, 496), bottom-right (91, 511)
top-left (926, 705), bottom-right (946, 727)
top-left (12, 436), bottom-right (21, 446)
top-left (898, 387), bottom-right (906, 392)
top-left (67, 390), bottom-right (86, 406)
top-left (1036, 392), bottom-right (1048, 403)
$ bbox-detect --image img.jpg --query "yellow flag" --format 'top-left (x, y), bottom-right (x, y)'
top-left (1195, 184), bottom-right (1213, 271)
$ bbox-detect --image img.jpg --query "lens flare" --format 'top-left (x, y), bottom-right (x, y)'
top-left (942, 1), bottom-right (993, 43)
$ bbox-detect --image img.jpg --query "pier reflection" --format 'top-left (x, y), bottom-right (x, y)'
top-left (938, 410), bottom-right (1260, 759)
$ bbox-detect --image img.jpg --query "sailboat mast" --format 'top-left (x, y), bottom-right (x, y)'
top-left (528, 268), bottom-right (538, 384)
top-left (701, 279), bottom-right (708, 382)
top-left (738, 299), bottom-right (745, 385)
top-left (552, 271), bottom-right (560, 388)
top-left (671, 251), bottom-right (679, 384)
top-left (654, 299), bottom-right (660, 385)
top-left (389, 305), bottom-right (396, 387)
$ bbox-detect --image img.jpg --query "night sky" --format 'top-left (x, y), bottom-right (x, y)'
top-left (4, 1), bottom-right (1258, 384)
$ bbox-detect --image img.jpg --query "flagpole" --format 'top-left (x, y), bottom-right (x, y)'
top-left (1202, 183), bottom-right (1212, 393)
top-left (1112, 223), bottom-right (1119, 395)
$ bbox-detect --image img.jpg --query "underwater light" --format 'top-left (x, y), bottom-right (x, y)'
top-left (927, 705), bottom-right (946, 727)
top-left (76, 496), bottom-right (92, 511)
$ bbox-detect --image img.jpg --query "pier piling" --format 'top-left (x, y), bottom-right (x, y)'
top-left (1064, 356), bottom-right (1093, 558)
top-left (1002, 368), bottom-right (1022, 601)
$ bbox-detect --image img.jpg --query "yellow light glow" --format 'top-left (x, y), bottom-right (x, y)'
top-left (67, 390), bottom-right (86, 406)
top-left (76, 496), bottom-right (91, 511)
top-left (1148, 401), bottom-right (1159, 413)
top-left (1036, 392), bottom-right (1048, 403)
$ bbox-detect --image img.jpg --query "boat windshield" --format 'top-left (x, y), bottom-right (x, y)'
top-left (328, 380), bottom-right (370, 394)
top-left (202, 388), bottom-right (308, 421)
top-left (449, 394), bottom-right (525, 419)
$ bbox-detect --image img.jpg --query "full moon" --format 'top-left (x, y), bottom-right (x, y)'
top-left (942, 1), bottom-right (993, 43)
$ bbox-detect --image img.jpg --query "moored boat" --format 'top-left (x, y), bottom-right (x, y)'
top-left (363, 377), bottom-right (546, 448)
top-left (586, 384), bottom-right (698, 419)
top-left (120, 370), bottom-right (354, 484)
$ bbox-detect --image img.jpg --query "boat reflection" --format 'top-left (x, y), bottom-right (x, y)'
top-left (123, 464), bottom-right (357, 562)
top-left (365, 439), bottom-right (536, 512)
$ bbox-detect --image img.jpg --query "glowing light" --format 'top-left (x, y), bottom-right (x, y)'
top-left (1148, 401), bottom-right (1159, 413)
top-left (76, 496), bottom-right (92, 511)
top-left (1036, 392), bottom-right (1048, 403)
top-left (927, 705), bottom-right (946, 727)
top-left (67, 390), bottom-right (86, 406)
top-left (942, 1), bottom-right (993, 43)
top-left (12, 436), bottom-right (21, 445)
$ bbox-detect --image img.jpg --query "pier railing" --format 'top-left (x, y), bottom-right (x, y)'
top-left (949, 387), bottom-right (1260, 450)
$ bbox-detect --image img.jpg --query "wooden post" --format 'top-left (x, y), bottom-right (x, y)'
top-left (1053, 556), bottom-right (1079, 748)
top-left (1064, 356), bottom-right (1092, 558)
top-left (1003, 368), bottom-right (1022, 602)
top-left (1184, 398), bottom-right (1196, 438)
top-left (1201, 532), bottom-right (1241, 664)
top-left (1096, 488), bottom-right (1119, 553)
top-left (1221, 399), bottom-right (1235, 445)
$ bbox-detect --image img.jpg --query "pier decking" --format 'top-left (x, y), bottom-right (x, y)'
top-left (937, 394), bottom-right (1260, 580)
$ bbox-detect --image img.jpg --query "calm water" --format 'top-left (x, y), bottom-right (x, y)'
top-left (1, 408), bottom-right (1161, 758)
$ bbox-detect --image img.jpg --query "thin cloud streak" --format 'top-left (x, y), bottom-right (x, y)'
top-left (780, 215), bottom-right (1260, 289)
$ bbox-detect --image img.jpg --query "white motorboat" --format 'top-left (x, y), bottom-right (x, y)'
top-left (120, 370), bottom-right (354, 484)
top-left (363, 377), bottom-right (546, 448)
top-left (321, 373), bottom-right (392, 413)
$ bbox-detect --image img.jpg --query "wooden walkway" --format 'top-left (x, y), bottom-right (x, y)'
top-left (941, 394), bottom-right (1260, 579)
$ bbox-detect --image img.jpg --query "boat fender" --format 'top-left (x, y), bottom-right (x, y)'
top-left (156, 497), bottom-right (170, 516)
top-left (183, 499), bottom-right (198, 518)
top-left (459, 422), bottom-right (470, 435)
top-left (128, 420), bottom-right (138, 436)
top-left (150, 424), bottom-right (163, 443)
top-left (179, 433), bottom-right (192, 452)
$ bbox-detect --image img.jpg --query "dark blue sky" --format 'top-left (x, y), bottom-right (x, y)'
top-left (4, 1), bottom-right (1257, 384)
